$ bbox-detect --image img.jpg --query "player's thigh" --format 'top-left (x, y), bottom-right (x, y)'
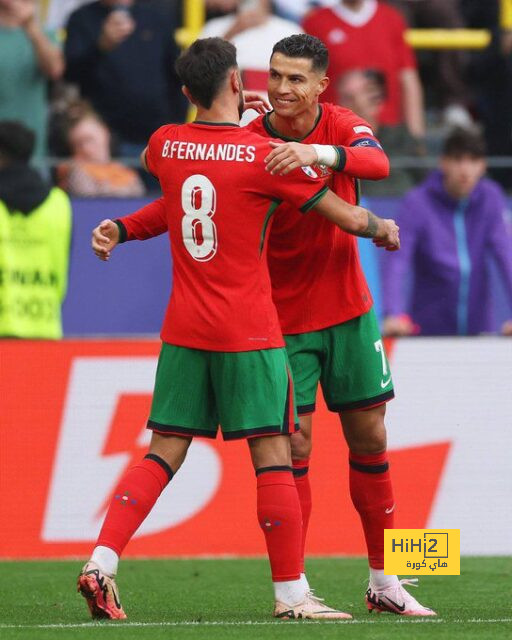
top-left (320, 309), bottom-right (395, 412)
top-left (211, 348), bottom-right (297, 440)
top-left (147, 343), bottom-right (218, 437)
top-left (284, 331), bottom-right (323, 415)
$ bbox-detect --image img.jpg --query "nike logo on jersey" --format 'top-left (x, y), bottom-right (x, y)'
top-left (385, 504), bottom-right (395, 514)
top-left (381, 377), bottom-right (392, 388)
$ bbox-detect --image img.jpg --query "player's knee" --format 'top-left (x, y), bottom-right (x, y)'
top-left (350, 432), bottom-right (386, 455)
top-left (290, 427), bottom-right (312, 459)
top-left (342, 404), bottom-right (387, 455)
top-left (149, 432), bottom-right (192, 472)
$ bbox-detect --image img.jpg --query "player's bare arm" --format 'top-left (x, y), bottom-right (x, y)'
top-left (313, 191), bottom-right (400, 251)
top-left (91, 219), bottom-right (120, 261)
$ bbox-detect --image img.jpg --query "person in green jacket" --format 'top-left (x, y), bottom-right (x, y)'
top-left (0, 121), bottom-right (72, 339)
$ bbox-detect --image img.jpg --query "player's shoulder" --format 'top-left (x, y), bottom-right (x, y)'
top-left (246, 114), bottom-right (267, 137)
top-left (323, 102), bottom-right (362, 123)
top-left (322, 103), bottom-right (376, 135)
top-left (241, 119), bottom-right (280, 152)
top-left (151, 123), bottom-right (181, 137)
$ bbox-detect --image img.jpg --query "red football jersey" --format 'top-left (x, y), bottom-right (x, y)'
top-left (303, 3), bottom-right (416, 126)
top-left (248, 103), bottom-right (383, 334)
top-left (144, 122), bottom-right (328, 351)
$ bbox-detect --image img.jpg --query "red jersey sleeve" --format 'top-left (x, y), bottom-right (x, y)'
top-left (116, 197), bottom-right (168, 242)
top-left (259, 157), bottom-right (328, 213)
top-left (329, 107), bottom-right (390, 180)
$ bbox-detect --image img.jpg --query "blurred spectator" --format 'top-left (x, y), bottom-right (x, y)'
top-left (389, 0), bottom-right (472, 127)
top-left (303, 0), bottom-right (426, 147)
top-left (0, 121), bottom-right (71, 339)
top-left (45, 0), bottom-right (90, 30)
top-left (337, 68), bottom-right (417, 195)
top-left (201, 0), bottom-right (300, 102)
top-left (64, 0), bottom-right (186, 159)
top-left (205, 0), bottom-right (239, 20)
top-left (274, 0), bottom-right (337, 23)
top-left (465, 0), bottom-right (512, 189)
top-left (0, 0), bottom-right (64, 164)
top-left (57, 112), bottom-right (145, 197)
top-left (381, 128), bottom-right (512, 336)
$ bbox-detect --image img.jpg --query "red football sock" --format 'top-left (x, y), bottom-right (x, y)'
top-left (349, 451), bottom-right (395, 570)
top-left (96, 454), bottom-right (173, 555)
top-left (292, 458), bottom-right (312, 574)
top-left (256, 467), bottom-right (302, 582)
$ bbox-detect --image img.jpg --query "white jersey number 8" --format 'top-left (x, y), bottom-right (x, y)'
top-left (181, 174), bottom-right (218, 261)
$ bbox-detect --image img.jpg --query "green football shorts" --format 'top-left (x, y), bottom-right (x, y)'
top-left (284, 308), bottom-right (394, 414)
top-left (147, 343), bottom-right (298, 440)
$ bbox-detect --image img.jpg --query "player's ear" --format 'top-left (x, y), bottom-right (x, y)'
top-left (317, 75), bottom-right (330, 98)
top-left (230, 68), bottom-right (242, 95)
top-left (182, 85), bottom-right (196, 106)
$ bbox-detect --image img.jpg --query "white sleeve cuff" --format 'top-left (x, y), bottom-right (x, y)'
top-left (311, 144), bottom-right (338, 168)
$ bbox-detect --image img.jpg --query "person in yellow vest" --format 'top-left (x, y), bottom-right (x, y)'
top-left (0, 121), bottom-right (72, 339)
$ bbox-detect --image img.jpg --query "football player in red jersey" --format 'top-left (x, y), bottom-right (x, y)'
top-left (106, 33), bottom-right (435, 617)
top-left (259, 34), bottom-right (434, 617)
top-left (82, 37), bottom-right (399, 621)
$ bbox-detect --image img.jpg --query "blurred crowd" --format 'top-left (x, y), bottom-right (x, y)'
top-left (0, 0), bottom-right (512, 192)
top-left (0, 0), bottom-right (511, 337)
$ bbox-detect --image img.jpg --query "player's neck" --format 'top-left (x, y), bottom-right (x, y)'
top-left (270, 105), bottom-right (320, 141)
top-left (194, 102), bottom-right (240, 127)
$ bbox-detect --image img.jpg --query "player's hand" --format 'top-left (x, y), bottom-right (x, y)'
top-left (98, 9), bottom-right (135, 51)
top-left (372, 219), bottom-right (400, 251)
top-left (382, 315), bottom-right (415, 337)
top-left (501, 319), bottom-right (512, 336)
top-left (92, 219), bottom-right (120, 261)
top-left (264, 141), bottom-right (318, 176)
top-left (243, 91), bottom-right (270, 114)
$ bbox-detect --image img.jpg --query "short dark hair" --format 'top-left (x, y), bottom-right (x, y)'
top-left (0, 121), bottom-right (35, 164)
top-left (175, 38), bottom-right (238, 109)
top-left (271, 34), bottom-right (329, 73)
top-left (442, 128), bottom-right (486, 159)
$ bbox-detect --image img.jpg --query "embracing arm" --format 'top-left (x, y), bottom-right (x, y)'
top-left (116, 197), bottom-right (168, 241)
top-left (91, 198), bottom-right (168, 260)
top-left (312, 190), bottom-right (399, 250)
top-left (265, 141), bottom-right (389, 180)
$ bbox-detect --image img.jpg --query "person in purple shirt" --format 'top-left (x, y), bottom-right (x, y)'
top-left (381, 128), bottom-right (512, 336)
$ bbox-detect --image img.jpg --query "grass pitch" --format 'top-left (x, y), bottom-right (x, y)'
top-left (0, 557), bottom-right (510, 640)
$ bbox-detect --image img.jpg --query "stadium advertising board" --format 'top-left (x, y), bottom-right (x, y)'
top-left (1, 338), bottom-right (510, 558)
